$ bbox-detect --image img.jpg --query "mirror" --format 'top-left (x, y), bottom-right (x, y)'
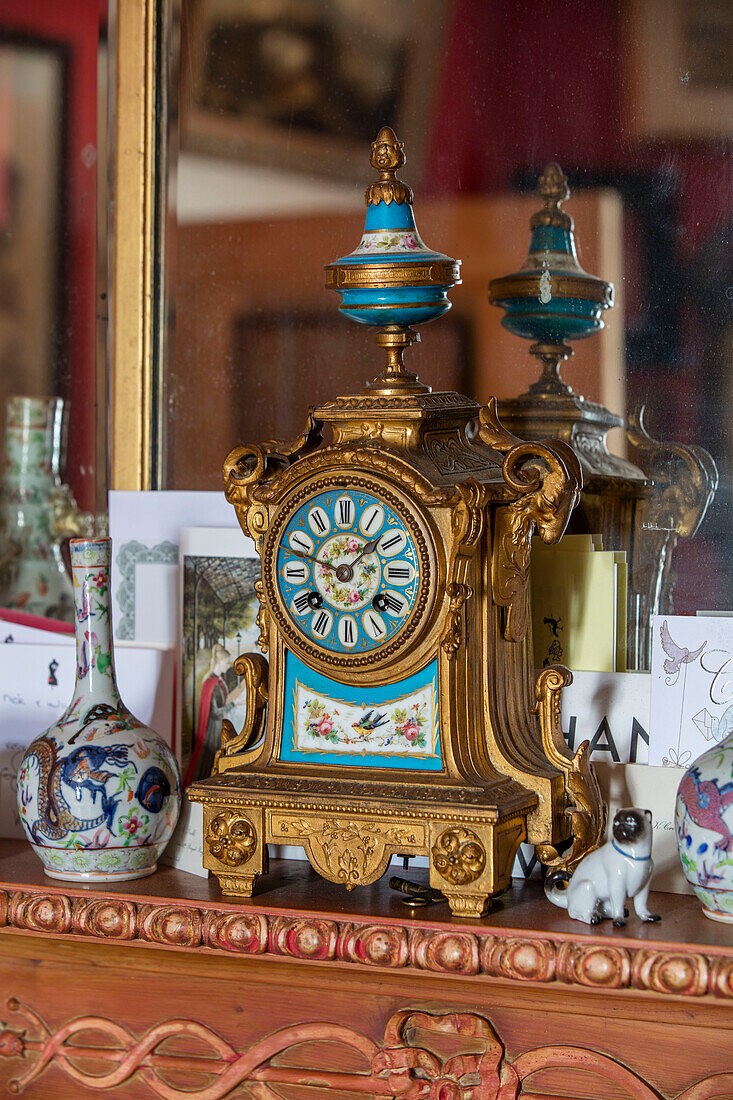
top-left (116, 1), bottom-right (731, 660)
top-left (0, 1), bottom-right (107, 619)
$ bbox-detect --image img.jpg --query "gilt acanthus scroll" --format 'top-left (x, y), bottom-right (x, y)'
top-left (223, 410), bottom-right (324, 516)
top-left (479, 401), bottom-right (582, 642)
top-left (533, 666), bottom-right (606, 874)
top-left (214, 653), bottom-right (268, 772)
top-left (440, 478), bottom-right (486, 658)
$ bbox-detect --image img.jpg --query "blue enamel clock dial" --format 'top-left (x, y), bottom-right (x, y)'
top-left (276, 488), bottom-right (420, 657)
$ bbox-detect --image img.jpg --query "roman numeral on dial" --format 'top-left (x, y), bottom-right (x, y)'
top-left (359, 504), bottom-right (384, 537)
top-left (335, 496), bottom-right (354, 528)
top-left (337, 614), bottom-right (358, 648)
top-left (383, 561), bottom-right (414, 585)
top-left (308, 507), bottom-right (330, 536)
top-left (311, 609), bottom-right (333, 638)
top-left (362, 610), bottom-right (386, 640)
top-left (283, 560), bottom-right (309, 584)
top-left (377, 529), bottom-right (407, 557)
top-left (288, 530), bottom-right (314, 555)
top-left (291, 590), bottom-right (312, 616)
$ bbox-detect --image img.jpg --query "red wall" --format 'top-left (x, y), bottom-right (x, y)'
top-left (1, 0), bottom-right (106, 514)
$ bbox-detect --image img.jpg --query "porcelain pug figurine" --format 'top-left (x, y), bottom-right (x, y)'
top-left (544, 808), bottom-right (661, 926)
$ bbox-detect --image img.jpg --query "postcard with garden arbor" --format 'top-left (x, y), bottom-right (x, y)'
top-left (178, 526), bottom-right (260, 787)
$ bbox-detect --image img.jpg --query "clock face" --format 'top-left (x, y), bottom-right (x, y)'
top-left (265, 481), bottom-right (433, 668)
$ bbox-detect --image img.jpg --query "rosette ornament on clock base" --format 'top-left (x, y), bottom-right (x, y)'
top-left (16, 538), bottom-right (181, 881)
top-left (188, 128), bottom-right (604, 917)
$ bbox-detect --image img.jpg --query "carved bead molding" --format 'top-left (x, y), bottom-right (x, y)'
top-left (1, 887), bottom-right (732, 1002)
top-left (2, 999), bottom-right (732, 1099)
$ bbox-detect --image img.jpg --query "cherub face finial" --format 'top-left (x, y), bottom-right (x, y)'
top-left (530, 162), bottom-right (573, 230)
top-left (370, 126), bottom-right (405, 176)
top-left (365, 126), bottom-right (412, 207)
top-left (538, 162), bottom-right (570, 208)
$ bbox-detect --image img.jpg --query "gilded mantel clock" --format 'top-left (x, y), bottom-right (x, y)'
top-left (188, 128), bottom-right (604, 916)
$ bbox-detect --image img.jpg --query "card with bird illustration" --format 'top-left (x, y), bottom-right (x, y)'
top-left (649, 614), bottom-right (733, 767)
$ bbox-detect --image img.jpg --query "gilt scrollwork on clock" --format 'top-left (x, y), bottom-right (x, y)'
top-left (258, 442), bottom-right (456, 509)
top-left (272, 815), bottom-right (422, 888)
top-left (223, 410), bottom-right (324, 509)
top-left (205, 810), bottom-right (257, 867)
top-left (440, 479), bottom-right (485, 658)
top-left (252, 577), bottom-right (270, 652)
top-left (431, 826), bottom-right (487, 886)
top-left (214, 652), bottom-right (269, 771)
top-left (441, 581), bottom-right (473, 659)
top-left (479, 403), bottom-right (582, 642)
top-left (425, 433), bottom-right (486, 475)
top-left (476, 397), bottom-right (524, 454)
top-left (533, 666), bottom-right (606, 876)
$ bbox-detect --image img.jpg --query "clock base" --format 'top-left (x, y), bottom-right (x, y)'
top-left (188, 774), bottom-right (535, 917)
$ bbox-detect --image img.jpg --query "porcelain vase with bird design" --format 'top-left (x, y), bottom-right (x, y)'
top-left (675, 727), bottom-right (733, 922)
top-left (16, 537), bottom-right (181, 881)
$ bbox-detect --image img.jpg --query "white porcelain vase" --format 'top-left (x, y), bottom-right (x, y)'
top-left (675, 729), bottom-right (733, 923)
top-left (16, 537), bottom-right (181, 881)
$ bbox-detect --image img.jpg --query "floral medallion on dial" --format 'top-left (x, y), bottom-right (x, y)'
top-left (270, 482), bottom-right (431, 665)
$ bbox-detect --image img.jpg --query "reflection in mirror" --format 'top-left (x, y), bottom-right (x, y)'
top-left (165, 0), bottom-right (732, 664)
top-left (0, 1), bottom-right (107, 620)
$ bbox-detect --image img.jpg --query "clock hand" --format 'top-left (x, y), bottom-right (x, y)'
top-left (289, 548), bottom-right (336, 573)
top-left (349, 536), bottom-right (380, 567)
top-left (333, 536), bottom-right (380, 583)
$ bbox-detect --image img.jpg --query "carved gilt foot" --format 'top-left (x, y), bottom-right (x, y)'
top-left (442, 890), bottom-right (493, 917)
top-left (203, 806), bottom-right (267, 897)
top-left (216, 872), bottom-right (260, 898)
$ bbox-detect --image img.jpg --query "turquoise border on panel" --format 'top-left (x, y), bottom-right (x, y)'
top-left (279, 651), bottom-right (443, 771)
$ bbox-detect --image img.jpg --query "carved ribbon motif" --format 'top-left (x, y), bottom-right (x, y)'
top-left (478, 401), bottom-right (582, 643)
top-left (3, 998), bottom-right (731, 1099)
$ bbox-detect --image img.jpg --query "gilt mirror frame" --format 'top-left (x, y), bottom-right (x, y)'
top-left (109, 0), bottom-right (168, 491)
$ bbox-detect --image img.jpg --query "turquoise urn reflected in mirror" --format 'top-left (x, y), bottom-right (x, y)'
top-left (489, 162), bottom-right (614, 392)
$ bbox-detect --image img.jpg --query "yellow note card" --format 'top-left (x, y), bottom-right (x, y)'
top-left (533, 533), bottom-right (596, 554)
top-left (530, 548), bottom-right (618, 672)
top-left (614, 551), bottom-right (628, 673)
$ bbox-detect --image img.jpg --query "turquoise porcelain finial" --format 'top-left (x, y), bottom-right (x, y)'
top-left (325, 127), bottom-right (461, 330)
top-left (488, 163), bottom-right (613, 389)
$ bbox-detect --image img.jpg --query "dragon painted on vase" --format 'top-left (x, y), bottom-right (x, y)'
top-left (23, 735), bottom-right (131, 843)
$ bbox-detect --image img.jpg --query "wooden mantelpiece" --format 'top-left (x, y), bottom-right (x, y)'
top-left (1, 841), bottom-right (732, 1099)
